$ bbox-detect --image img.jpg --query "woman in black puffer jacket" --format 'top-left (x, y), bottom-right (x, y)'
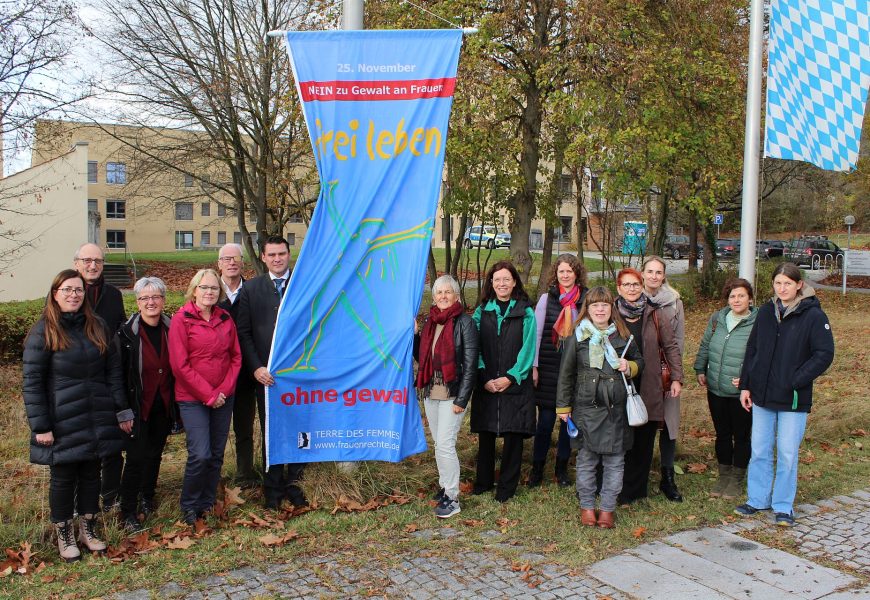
top-left (23, 270), bottom-right (133, 562)
top-left (529, 254), bottom-right (587, 487)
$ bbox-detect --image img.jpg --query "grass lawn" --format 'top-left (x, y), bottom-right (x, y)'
top-left (0, 289), bottom-right (867, 598)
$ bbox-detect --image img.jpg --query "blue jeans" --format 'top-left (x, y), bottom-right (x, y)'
top-left (747, 404), bottom-right (807, 515)
top-left (178, 398), bottom-right (234, 514)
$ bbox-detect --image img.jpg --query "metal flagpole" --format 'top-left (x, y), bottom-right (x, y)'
top-left (343, 0), bottom-right (364, 30)
top-left (738, 0), bottom-right (765, 282)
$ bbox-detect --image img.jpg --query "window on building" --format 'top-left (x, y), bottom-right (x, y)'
top-left (201, 231), bottom-right (211, 247)
top-left (233, 231), bottom-right (241, 244)
top-left (106, 162), bottom-right (126, 184)
top-left (558, 216), bottom-right (573, 241)
top-left (217, 231), bottom-right (226, 245)
top-left (559, 174), bottom-right (573, 198)
top-left (88, 199), bottom-right (98, 213)
top-left (217, 203), bottom-right (226, 217)
top-left (106, 230), bottom-right (126, 249)
top-left (185, 173), bottom-right (194, 187)
top-left (201, 202), bottom-right (210, 217)
top-left (288, 212), bottom-right (304, 224)
top-left (106, 200), bottom-right (126, 219)
top-left (87, 161), bottom-right (98, 183)
top-left (287, 232), bottom-right (296, 246)
top-left (175, 202), bottom-right (193, 220)
top-left (175, 231), bottom-right (194, 249)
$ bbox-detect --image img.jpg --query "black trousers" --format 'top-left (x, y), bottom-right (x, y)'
top-left (120, 400), bottom-right (170, 517)
top-left (232, 377), bottom-right (258, 480)
top-left (621, 421), bottom-right (677, 501)
top-left (100, 453), bottom-right (124, 508)
top-left (707, 391), bottom-right (752, 468)
top-left (257, 388), bottom-right (306, 503)
top-left (476, 431), bottom-right (525, 501)
top-left (51, 460), bottom-right (101, 522)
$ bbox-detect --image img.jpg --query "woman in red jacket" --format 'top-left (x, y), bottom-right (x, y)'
top-left (169, 268), bottom-right (241, 525)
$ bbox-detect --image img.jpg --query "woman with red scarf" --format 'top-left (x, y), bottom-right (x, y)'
top-left (528, 254), bottom-right (587, 487)
top-left (414, 275), bottom-right (479, 518)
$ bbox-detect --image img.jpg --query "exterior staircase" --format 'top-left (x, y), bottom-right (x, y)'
top-left (103, 263), bottom-right (132, 289)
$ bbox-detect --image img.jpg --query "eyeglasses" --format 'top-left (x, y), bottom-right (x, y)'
top-left (57, 287), bottom-right (85, 296)
top-left (492, 278), bottom-right (514, 284)
top-left (218, 256), bottom-right (242, 263)
top-left (197, 285), bottom-right (220, 292)
top-left (76, 258), bottom-right (104, 266)
top-left (137, 295), bottom-right (165, 303)
top-left (620, 282), bottom-right (642, 289)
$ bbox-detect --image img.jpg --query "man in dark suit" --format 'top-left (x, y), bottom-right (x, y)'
top-left (236, 235), bottom-right (307, 509)
top-left (217, 243), bottom-right (259, 487)
top-left (74, 242), bottom-right (128, 511)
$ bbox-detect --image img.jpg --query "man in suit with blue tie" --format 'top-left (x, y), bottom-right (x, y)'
top-left (236, 235), bottom-right (307, 509)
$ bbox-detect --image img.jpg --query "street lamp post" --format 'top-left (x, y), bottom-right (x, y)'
top-left (843, 215), bottom-right (855, 296)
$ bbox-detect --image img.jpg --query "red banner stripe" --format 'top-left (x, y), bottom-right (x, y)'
top-left (299, 78), bottom-right (456, 102)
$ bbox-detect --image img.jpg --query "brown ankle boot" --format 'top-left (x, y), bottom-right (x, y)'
top-left (597, 510), bottom-right (615, 529)
top-left (54, 520), bottom-right (81, 562)
top-left (580, 508), bottom-right (597, 527)
top-left (78, 514), bottom-right (107, 553)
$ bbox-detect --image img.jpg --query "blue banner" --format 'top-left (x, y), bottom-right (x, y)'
top-left (266, 30), bottom-right (463, 465)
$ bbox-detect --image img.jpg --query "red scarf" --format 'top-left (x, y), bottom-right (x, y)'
top-left (416, 301), bottom-right (464, 388)
top-left (552, 285), bottom-right (580, 348)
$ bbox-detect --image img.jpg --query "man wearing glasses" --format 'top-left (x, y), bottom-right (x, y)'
top-left (217, 244), bottom-right (258, 487)
top-left (73, 242), bottom-right (128, 512)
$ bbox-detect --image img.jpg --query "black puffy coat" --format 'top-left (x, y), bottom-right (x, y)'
top-left (23, 313), bottom-right (131, 465)
top-left (740, 288), bottom-right (834, 413)
top-left (414, 312), bottom-right (479, 409)
top-left (470, 299), bottom-right (537, 437)
top-left (534, 286), bottom-right (586, 410)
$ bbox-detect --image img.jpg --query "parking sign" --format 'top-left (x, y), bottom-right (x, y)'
top-left (714, 214), bottom-right (724, 225)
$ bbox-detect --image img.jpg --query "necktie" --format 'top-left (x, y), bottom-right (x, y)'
top-left (274, 278), bottom-right (284, 296)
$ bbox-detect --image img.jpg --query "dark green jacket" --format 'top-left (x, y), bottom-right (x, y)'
top-left (693, 307), bottom-right (758, 398)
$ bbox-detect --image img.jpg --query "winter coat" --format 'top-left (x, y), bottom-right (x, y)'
top-left (693, 307), bottom-right (758, 398)
top-left (638, 302), bottom-right (684, 432)
top-left (533, 286), bottom-right (587, 410)
top-left (470, 298), bottom-right (537, 436)
top-left (556, 330), bottom-right (643, 454)
top-left (739, 287), bottom-right (834, 413)
top-left (413, 312), bottom-right (480, 409)
top-left (168, 301), bottom-right (241, 407)
top-left (86, 277), bottom-right (127, 335)
top-left (118, 312), bottom-right (177, 440)
top-left (23, 313), bottom-right (132, 466)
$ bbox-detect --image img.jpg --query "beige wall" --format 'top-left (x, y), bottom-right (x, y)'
top-left (0, 143), bottom-right (89, 301)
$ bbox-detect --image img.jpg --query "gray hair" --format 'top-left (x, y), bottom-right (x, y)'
top-left (74, 242), bottom-right (104, 260)
top-left (133, 276), bottom-right (167, 297)
top-left (218, 243), bottom-right (244, 258)
top-left (431, 274), bottom-right (460, 298)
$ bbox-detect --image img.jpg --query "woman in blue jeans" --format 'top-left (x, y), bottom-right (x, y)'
top-left (735, 263), bottom-right (834, 526)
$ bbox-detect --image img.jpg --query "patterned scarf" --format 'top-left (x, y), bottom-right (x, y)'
top-left (616, 293), bottom-right (648, 321)
top-left (575, 319), bottom-right (621, 370)
top-left (416, 301), bottom-right (464, 388)
top-left (552, 285), bottom-right (580, 348)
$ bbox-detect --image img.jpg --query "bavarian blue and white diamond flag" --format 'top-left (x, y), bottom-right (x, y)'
top-left (764, 0), bottom-right (870, 171)
top-left (265, 30), bottom-right (463, 465)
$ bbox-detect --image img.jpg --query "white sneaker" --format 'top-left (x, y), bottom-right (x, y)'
top-left (434, 496), bottom-right (460, 518)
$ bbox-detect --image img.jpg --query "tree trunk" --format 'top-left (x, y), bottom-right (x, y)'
top-left (451, 213), bottom-right (468, 278)
top-left (427, 246), bottom-right (438, 290)
top-left (509, 83), bottom-right (543, 283)
top-left (687, 209), bottom-right (699, 273)
top-left (538, 225), bottom-right (555, 297)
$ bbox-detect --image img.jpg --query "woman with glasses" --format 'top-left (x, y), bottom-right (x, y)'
top-left (117, 277), bottom-right (179, 531)
top-left (471, 261), bottom-right (537, 503)
top-left (23, 270), bottom-right (133, 561)
top-left (614, 265), bottom-right (683, 504)
top-left (169, 269), bottom-right (241, 525)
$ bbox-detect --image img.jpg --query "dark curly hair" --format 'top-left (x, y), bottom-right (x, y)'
top-left (479, 260), bottom-right (530, 306)
top-left (546, 253), bottom-right (588, 290)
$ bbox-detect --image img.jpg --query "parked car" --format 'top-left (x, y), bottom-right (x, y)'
top-left (787, 238), bottom-right (844, 270)
top-left (463, 225), bottom-right (511, 249)
top-left (663, 234), bottom-right (703, 260)
top-left (716, 238), bottom-right (740, 259)
top-left (756, 240), bottom-right (786, 259)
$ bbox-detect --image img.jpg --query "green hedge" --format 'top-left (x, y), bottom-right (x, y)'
top-left (0, 292), bottom-right (186, 363)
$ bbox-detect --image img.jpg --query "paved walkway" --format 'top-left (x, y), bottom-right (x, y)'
top-left (115, 488), bottom-right (870, 599)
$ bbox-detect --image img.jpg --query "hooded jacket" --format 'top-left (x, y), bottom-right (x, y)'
top-left (693, 306), bottom-right (758, 398)
top-left (739, 286), bottom-right (834, 412)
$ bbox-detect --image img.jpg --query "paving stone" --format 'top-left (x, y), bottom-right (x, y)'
top-left (816, 583), bottom-right (870, 599)
top-left (587, 553), bottom-right (733, 599)
top-left (849, 490), bottom-right (870, 501)
top-left (666, 528), bottom-right (857, 599)
top-left (817, 499), bottom-right (842, 510)
top-left (797, 503), bottom-right (823, 515)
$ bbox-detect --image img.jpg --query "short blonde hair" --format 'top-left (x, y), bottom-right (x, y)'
top-left (184, 268), bottom-right (227, 304)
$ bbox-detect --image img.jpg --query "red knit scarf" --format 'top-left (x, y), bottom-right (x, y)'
top-left (416, 301), bottom-right (464, 388)
top-left (552, 285), bottom-right (580, 348)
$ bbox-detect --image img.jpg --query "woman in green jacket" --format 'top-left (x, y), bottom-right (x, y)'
top-left (693, 278), bottom-right (757, 499)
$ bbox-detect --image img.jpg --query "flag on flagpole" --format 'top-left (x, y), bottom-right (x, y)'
top-left (764, 0), bottom-right (870, 171)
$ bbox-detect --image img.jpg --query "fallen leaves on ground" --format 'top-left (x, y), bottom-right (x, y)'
top-left (459, 480), bottom-right (474, 494)
top-left (166, 536), bottom-right (195, 550)
top-left (0, 542), bottom-right (45, 577)
top-left (258, 530), bottom-right (298, 547)
top-left (851, 428), bottom-right (867, 437)
top-left (632, 526), bottom-right (647, 539)
top-left (800, 450), bottom-right (817, 464)
top-left (685, 463), bottom-right (708, 474)
top-left (330, 491), bottom-right (415, 515)
top-left (462, 519), bottom-right (485, 527)
top-left (404, 523), bottom-right (419, 533)
top-left (496, 517), bottom-right (518, 533)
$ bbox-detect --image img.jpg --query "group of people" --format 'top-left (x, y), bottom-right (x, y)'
top-left (23, 237), bottom-right (307, 562)
top-left (23, 241), bottom-right (835, 562)
top-left (414, 255), bottom-right (834, 530)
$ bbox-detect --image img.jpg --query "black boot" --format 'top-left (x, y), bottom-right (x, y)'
top-left (659, 467), bottom-right (683, 502)
top-left (555, 459), bottom-right (571, 487)
top-left (527, 461), bottom-right (545, 487)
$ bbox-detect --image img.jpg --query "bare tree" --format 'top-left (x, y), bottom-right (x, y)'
top-left (88, 0), bottom-right (325, 267)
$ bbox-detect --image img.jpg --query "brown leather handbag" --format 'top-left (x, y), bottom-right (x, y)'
top-left (652, 310), bottom-right (672, 392)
